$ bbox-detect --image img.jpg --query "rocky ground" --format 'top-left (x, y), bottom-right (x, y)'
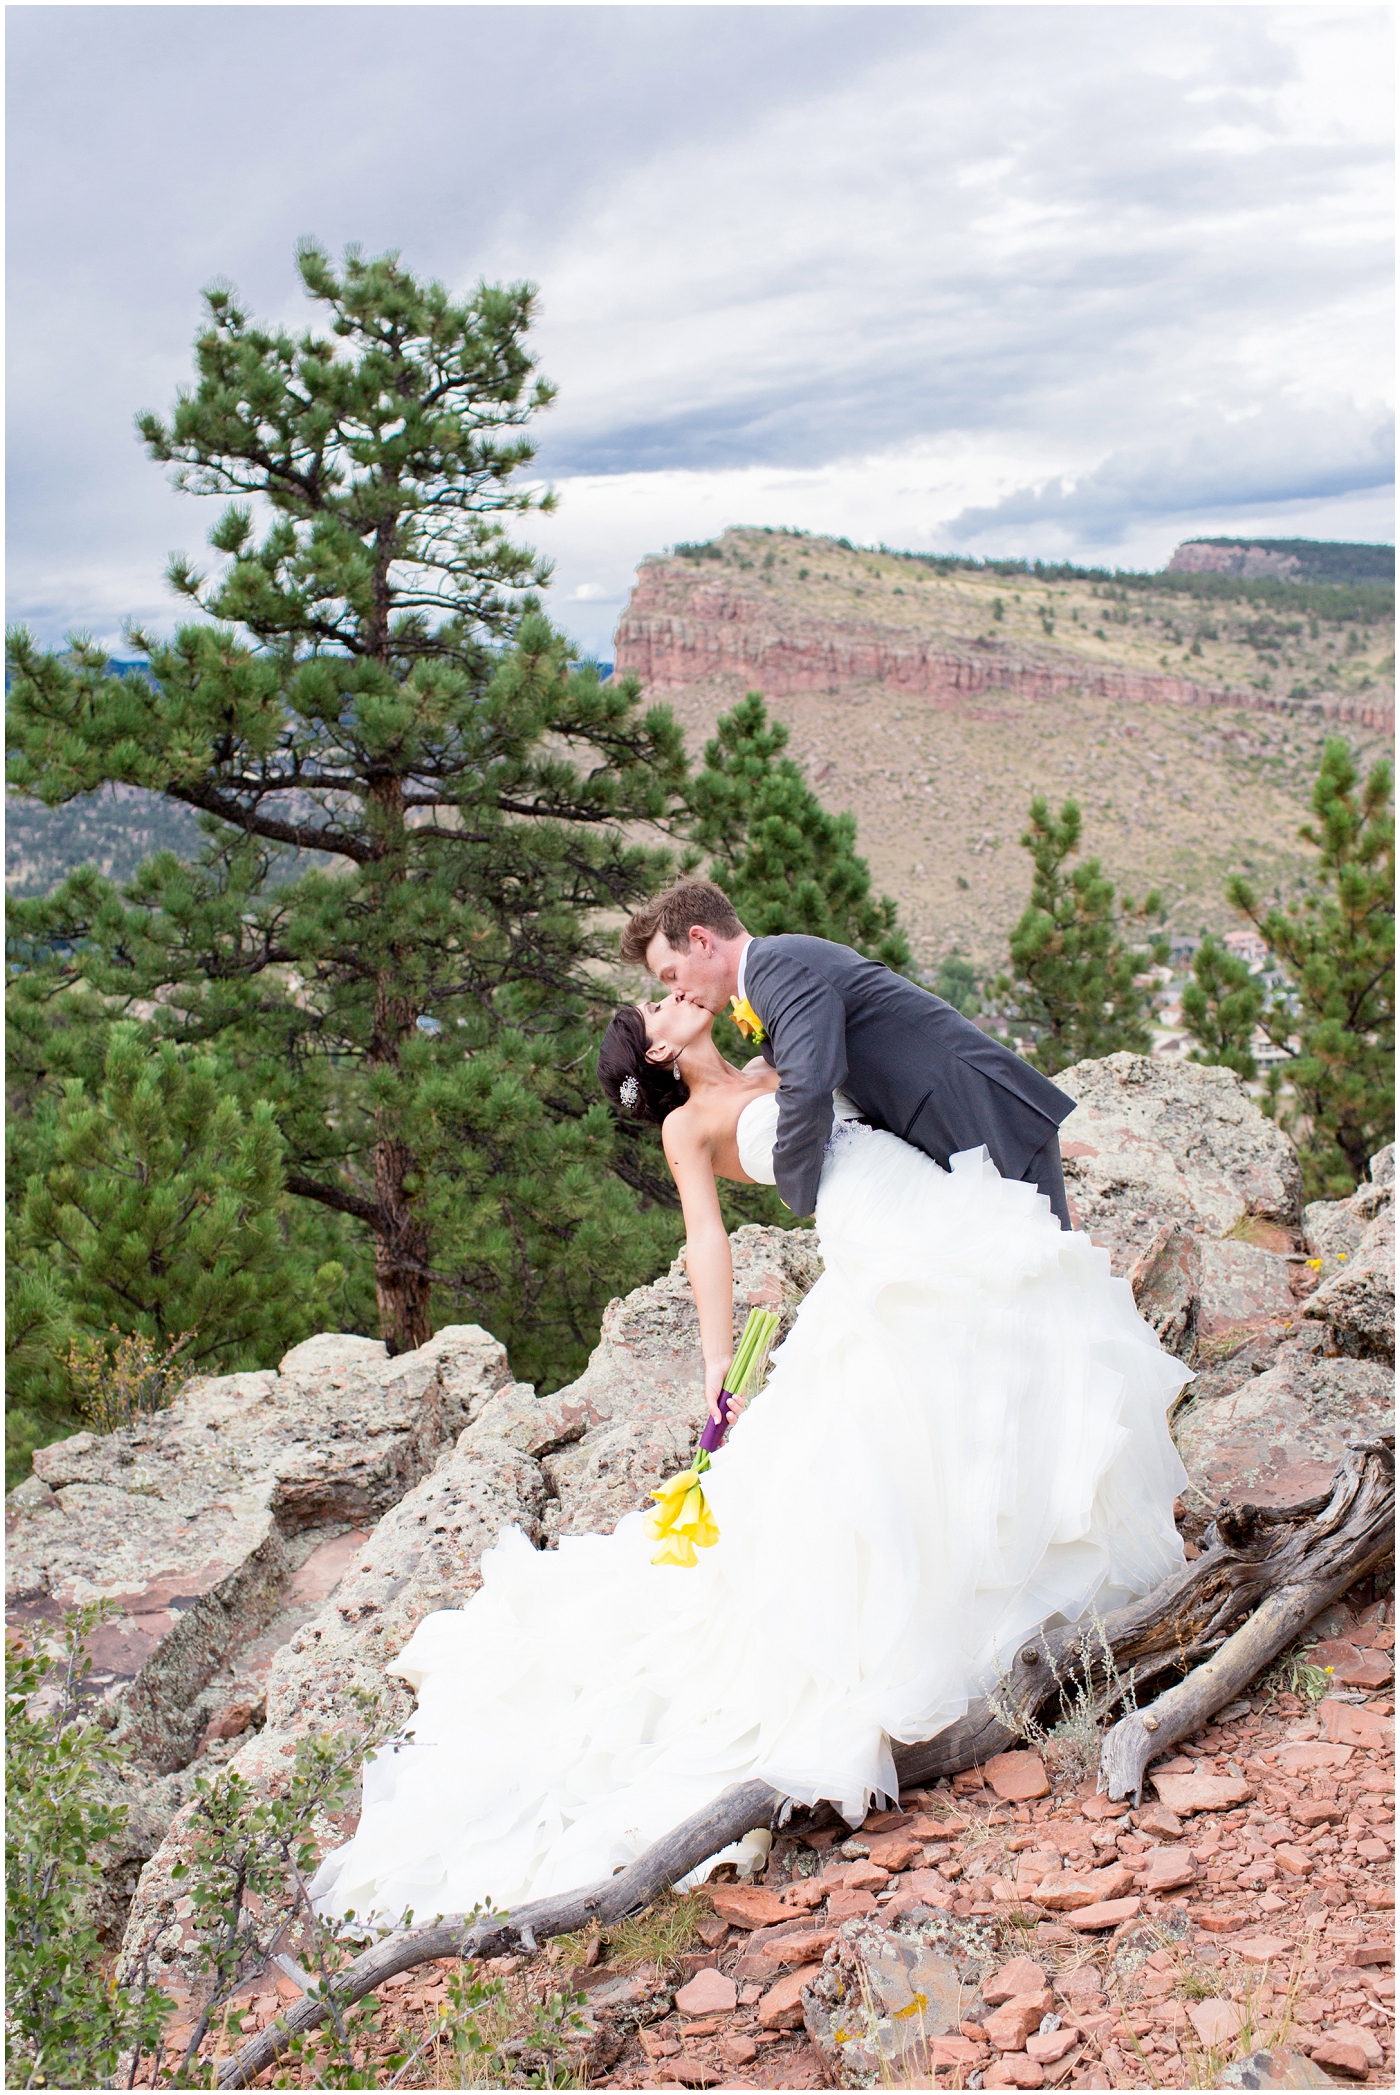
top-left (7, 1061), bottom-right (1393, 2088)
top-left (158, 1650), bottom-right (1393, 2090)
top-left (612, 529), bottom-right (1393, 973)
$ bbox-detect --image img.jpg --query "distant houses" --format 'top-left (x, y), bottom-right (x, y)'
top-left (1223, 927), bottom-right (1268, 969)
top-left (1150, 925), bottom-right (1297, 1082)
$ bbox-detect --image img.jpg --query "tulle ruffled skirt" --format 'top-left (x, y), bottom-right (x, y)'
top-left (311, 1129), bottom-right (1188, 1925)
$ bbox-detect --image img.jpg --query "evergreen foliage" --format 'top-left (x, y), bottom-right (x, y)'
top-left (6, 1602), bottom-right (175, 2087)
top-left (6, 1022), bottom-right (359, 1483)
top-left (1229, 739), bottom-right (1393, 1197)
top-left (689, 692), bottom-right (910, 971)
top-left (1181, 935), bottom-right (1266, 1079)
top-left (4, 1273), bottom-right (80, 1491)
top-left (16, 1023), bottom-right (312, 1360)
top-left (996, 796), bottom-right (1167, 1076)
top-left (933, 952), bottom-right (980, 1017)
top-left (7, 241), bottom-right (688, 1381)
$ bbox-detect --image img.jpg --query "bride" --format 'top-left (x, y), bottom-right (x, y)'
top-left (311, 990), bottom-right (1189, 1927)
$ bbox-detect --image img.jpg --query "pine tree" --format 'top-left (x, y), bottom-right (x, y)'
top-left (1181, 935), bottom-right (1265, 1079)
top-left (689, 692), bottom-right (910, 970)
top-left (7, 242), bottom-right (688, 1368)
top-left (9, 1024), bottom-right (341, 1476)
top-left (995, 796), bottom-right (1167, 1076)
top-left (14, 1024), bottom-right (321, 1352)
top-left (1229, 739), bottom-right (1393, 1197)
top-left (933, 952), bottom-right (980, 1017)
top-left (4, 1271), bottom-right (77, 1486)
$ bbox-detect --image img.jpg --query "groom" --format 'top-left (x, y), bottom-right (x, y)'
top-left (621, 877), bottom-right (1077, 1228)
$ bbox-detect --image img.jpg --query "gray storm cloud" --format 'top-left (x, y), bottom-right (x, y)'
top-left (7, 5), bottom-right (1392, 654)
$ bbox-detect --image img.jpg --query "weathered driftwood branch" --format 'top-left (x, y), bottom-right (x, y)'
top-left (216, 1778), bottom-right (785, 2087)
top-left (219, 1439), bottom-right (1394, 2088)
top-left (899, 1437), bottom-right (1395, 1786)
top-left (1099, 1438), bottom-right (1395, 1803)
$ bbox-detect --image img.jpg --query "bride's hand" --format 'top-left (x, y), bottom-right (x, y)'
top-left (705, 1359), bottom-right (732, 1427)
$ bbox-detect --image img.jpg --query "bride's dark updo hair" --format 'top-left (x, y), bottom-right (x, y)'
top-left (598, 1006), bottom-right (690, 1125)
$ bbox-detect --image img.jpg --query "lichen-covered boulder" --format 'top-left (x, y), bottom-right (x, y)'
top-left (1303, 1148), bottom-right (1395, 1363)
top-left (802, 1911), bottom-right (997, 2087)
top-left (1057, 1055), bottom-right (1303, 1276)
top-left (119, 1224), bottom-right (819, 1978)
top-left (1173, 1332), bottom-right (1394, 1511)
top-left (6, 1326), bottom-right (512, 1773)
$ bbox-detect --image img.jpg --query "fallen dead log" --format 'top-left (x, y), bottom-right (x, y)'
top-left (898, 1437), bottom-right (1395, 1785)
top-left (218, 1437), bottom-right (1394, 2088)
top-left (1099, 1437), bottom-right (1395, 1803)
top-left (216, 1779), bottom-right (784, 2088)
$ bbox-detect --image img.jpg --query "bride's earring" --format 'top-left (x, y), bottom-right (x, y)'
top-left (673, 1061), bottom-right (682, 1080)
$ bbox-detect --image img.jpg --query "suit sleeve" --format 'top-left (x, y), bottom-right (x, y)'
top-left (751, 955), bottom-right (847, 1216)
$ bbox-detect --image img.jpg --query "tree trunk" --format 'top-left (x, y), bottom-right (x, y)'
top-left (371, 1130), bottom-right (434, 1356)
top-left (367, 774), bottom-right (433, 1357)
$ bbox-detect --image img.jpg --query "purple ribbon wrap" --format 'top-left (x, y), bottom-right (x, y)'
top-left (699, 1389), bottom-right (734, 1454)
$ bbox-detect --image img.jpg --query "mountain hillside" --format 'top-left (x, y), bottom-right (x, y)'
top-left (1168, 537), bottom-right (1394, 585)
top-left (613, 528), bottom-right (1393, 973)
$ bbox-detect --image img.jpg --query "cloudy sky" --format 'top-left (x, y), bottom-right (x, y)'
top-left (8, 3), bottom-right (1393, 660)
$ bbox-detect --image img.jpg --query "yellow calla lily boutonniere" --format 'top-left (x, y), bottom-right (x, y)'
top-left (729, 995), bottom-right (765, 1045)
top-left (644, 1307), bottom-right (780, 1567)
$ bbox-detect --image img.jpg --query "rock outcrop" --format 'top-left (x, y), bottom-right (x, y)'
top-left (1171, 1142), bottom-right (1395, 1519)
top-left (6, 1326), bottom-right (513, 1934)
top-left (614, 535), bottom-right (1392, 734)
top-left (8, 1058), bottom-right (1389, 1978)
top-left (1055, 1064), bottom-right (1394, 1522)
top-left (1057, 1053), bottom-right (1303, 1271)
top-left (1167, 542), bottom-right (1307, 582)
top-left (616, 557), bottom-right (1236, 716)
top-left (1174, 1335), bottom-right (1394, 1510)
top-left (1302, 1147), bottom-right (1395, 1363)
top-left (117, 1224), bottom-right (819, 1974)
top-left (5, 1327), bottom-right (513, 1773)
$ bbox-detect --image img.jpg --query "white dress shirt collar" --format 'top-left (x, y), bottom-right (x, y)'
top-left (735, 935), bottom-right (754, 1004)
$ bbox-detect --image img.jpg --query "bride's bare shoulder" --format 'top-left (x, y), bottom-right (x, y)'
top-left (661, 1097), bottom-right (712, 1157)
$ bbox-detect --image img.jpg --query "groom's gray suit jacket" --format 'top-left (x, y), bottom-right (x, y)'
top-left (743, 934), bottom-right (1076, 1221)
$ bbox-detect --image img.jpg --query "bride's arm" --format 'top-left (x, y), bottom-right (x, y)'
top-left (663, 1120), bottom-right (733, 1426)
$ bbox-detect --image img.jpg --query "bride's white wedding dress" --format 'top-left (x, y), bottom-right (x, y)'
top-left (312, 1097), bottom-right (1189, 1927)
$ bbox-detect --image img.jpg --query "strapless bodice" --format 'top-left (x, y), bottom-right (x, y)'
top-left (736, 1091), bottom-right (863, 1184)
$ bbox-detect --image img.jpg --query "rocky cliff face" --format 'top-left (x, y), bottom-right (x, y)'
top-left (617, 560), bottom-right (1234, 714)
top-left (614, 533), bottom-right (1392, 735)
top-left (1167, 543), bottom-right (1307, 582)
top-left (606, 531), bottom-right (1391, 972)
top-left (6, 1063), bottom-right (1392, 1976)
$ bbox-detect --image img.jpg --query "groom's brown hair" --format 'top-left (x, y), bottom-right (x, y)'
top-left (620, 878), bottom-right (743, 965)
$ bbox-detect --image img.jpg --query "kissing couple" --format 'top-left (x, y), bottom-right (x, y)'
top-left (314, 881), bottom-right (1189, 1925)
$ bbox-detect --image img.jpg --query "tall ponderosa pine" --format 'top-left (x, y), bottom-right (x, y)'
top-left (690, 692), bottom-right (910, 970)
top-left (1181, 935), bottom-right (1265, 1079)
top-left (996, 796), bottom-right (1166, 1076)
top-left (1230, 738), bottom-right (1393, 1197)
top-left (7, 243), bottom-right (687, 1366)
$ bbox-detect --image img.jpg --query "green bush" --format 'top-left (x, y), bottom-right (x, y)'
top-left (6, 1602), bottom-right (173, 2087)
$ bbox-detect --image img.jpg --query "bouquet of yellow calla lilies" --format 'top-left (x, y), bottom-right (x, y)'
top-left (644, 1308), bottom-right (780, 1567)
